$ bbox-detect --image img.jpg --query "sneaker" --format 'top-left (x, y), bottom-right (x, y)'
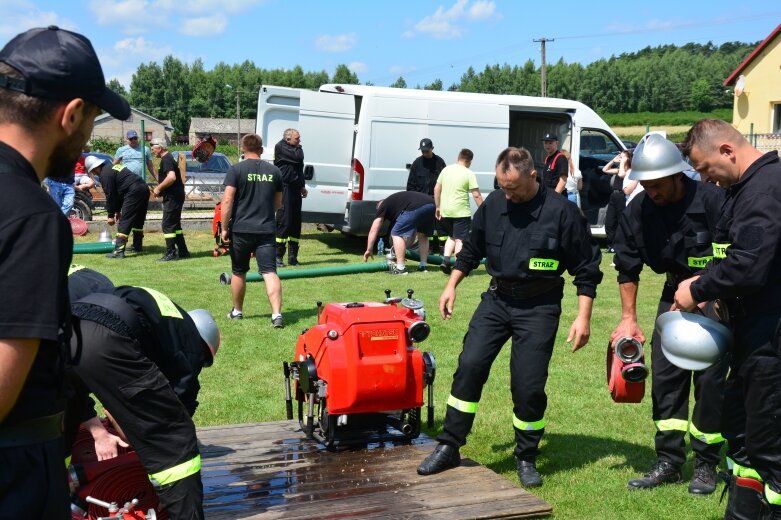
top-left (272, 316), bottom-right (285, 328)
top-left (276, 258), bottom-right (285, 268)
top-left (517, 460), bottom-right (543, 488)
top-left (627, 460), bottom-right (682, 490)
top-left (688, 459), bottom-right (717, 495)
top-left (227, 309), bottom-right (243, 320)
top-left (389, 265), bottom-right (408, 275)
top-left (440, 262), bottom-right (452, 275)
top-left (105, 250), bottom-right (125, 259)
top-left (416, 265), bottom-right (428, 273)
top-left (417, 443), bottom-right (460, 475)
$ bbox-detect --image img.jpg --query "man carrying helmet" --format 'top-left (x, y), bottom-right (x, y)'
top-left (674, 119), bottom-right (781, 519)
top-left (68, 284), bottom-right (220, 519)
top-left (611, 133), bottom-right (727, 494)
top-left (85, 155), bottom-right (150, 258)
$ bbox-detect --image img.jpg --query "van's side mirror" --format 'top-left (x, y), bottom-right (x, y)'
top-left (304, 165), bottom-right (314, 180)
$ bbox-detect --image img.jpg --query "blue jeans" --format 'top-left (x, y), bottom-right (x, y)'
top-left (391, 203), bottom-right (435, 238)
top-left (45, 179), bottom-right (75, 215)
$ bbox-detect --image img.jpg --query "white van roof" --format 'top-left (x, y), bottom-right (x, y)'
top-left (318, 84), bottom-right (608, 128)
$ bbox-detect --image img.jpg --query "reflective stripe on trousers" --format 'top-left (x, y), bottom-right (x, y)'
top-left (447, 394), bottom-right (478, 414)
top-left (149, 454), bottom-right (201, 487)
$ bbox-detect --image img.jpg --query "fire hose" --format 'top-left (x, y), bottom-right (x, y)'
top-left (606, 337), bottom-right (648, 403)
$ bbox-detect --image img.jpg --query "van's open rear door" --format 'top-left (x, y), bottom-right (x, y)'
top-left (257, 86), bottom-right (301, 157)
top-left (298, 91), bottom-right (355, 224)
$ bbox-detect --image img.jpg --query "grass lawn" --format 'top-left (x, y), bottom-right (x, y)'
top-left (74, 226), bottom-right (725, 519)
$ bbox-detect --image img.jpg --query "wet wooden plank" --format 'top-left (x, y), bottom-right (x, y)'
top-left (200, 420), bottom-right (551, 519)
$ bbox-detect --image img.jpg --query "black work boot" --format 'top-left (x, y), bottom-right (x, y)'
top-left (276, 243), bottom-right (286, 268)
top-left (723, 472), bottom-right (766, 520)
top-left (159, 249), bottom-right (178, 262)
top-left (175, 233), bottom-right (190, 259)
top-left (689, 459), bottom-right (717, 495)
top-left (106, 236), bottom-right (127, 259)
top-left (627, 460), bottom-right (682, 490)
top-left (287, 241), bottom-right (300, 266)
top-left (128, 230), bottom-right (144, 253)
top-left (517, 459), bottom-right (543, 487)
top-left (417, 443), bottom-right (460, 475)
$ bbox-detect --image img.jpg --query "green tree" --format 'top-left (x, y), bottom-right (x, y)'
top-left (689, 78), bottom-right (715, 112)
top-left (424, 79), bottom-right (443, 91)
top-left (106, 78), bottom-right (127, 97)
top-left (389, 76), bottom-right (407, 88)
top-left (332, 64), bottom-right (360, 84)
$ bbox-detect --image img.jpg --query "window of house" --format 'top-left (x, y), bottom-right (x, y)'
top-left (773, 104), bottom-right (781, 134)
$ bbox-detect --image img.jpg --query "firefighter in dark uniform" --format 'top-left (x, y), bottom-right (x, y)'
top-left (85, 155), bottom-right (150, 259)
top-left (611, 134), bottom-right (727, 494)
top-left (407, 137), bottom-right (447, 253)
top-left (274, 128), bottom-right (307, 267)
top-left (0, 26), bottom-right (129, 518)
top-left (151, 138), bottom-right (189, 261)
top-left (541, 133), bottom-right (568, 194)
top-left (417, 147), bottom-right (602, 487)
top-left (69, 286), bottom-right (220, 519)
top-left (674, 119), bottom-right (781, 519)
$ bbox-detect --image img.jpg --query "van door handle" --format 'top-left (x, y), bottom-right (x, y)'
top-left (304, 165), bottom-right (314, 180)
top-left (406, 163), bottom-right (412, 170)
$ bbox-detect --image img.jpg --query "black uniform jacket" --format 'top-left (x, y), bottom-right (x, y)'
top-left (406, 154), bottom-right (446, 196)
top-left (614, 176), bottom-right (725, 284)
top-left (455, 183), bottom-right (603, 298)
top-left (691, 151), bottom-right (781, 312)
top-left (274, 139), bottom-right (305, 188)
top-left (99, 163), bottom-right (149, 215)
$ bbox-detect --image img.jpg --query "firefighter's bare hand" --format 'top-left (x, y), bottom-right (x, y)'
top-left (672, 276), bottom-right (699, 311)
top-left (363, 250), bottom-right (372, 262)
top-left (566, 316), bottom-right (591, 352)
top-left (221, 230), bottom-right (230, 244)
top-left (610, 318), bottom-right (645, 347)
top-left (93, 428), bottom-right (129, 461)
top-left (106, 217), bottom-right (115, 226)
top-left (301, 187), bottom-right (308, 198)
top-left (439, 287), bottom-right (456, 320)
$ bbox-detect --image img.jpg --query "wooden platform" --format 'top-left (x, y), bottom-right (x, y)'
top-left (199, 421), bottom-right (552, 519)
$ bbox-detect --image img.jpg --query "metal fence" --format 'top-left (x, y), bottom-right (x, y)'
top-left (745, 133), bottom-right (781, 153)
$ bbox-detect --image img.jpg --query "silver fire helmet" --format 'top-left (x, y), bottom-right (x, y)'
top-left (628, 133), bottom-right (691, 181)
top-left (84, 155), bottom-right (106, 173)
top-left (188, 309), bottom-right (220, 367)
top-left (655, 311), bottom-right (732, 370)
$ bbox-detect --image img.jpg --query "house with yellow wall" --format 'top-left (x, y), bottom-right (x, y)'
top-left (724, 23), bottom-right (781, 136)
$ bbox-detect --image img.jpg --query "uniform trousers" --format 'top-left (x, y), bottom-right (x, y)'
top-left (276, 185), bottom-right (303, 240)
top-left (0, 439), bottom-right (69, 519)
top-left (438, 285), bottom-right (562, 462)
top-left (73, 319), bottom-right (203, 520)
top-left (162, 195), bottom-right (184, 235)
top-left (116, 186), bottom-right (149, 238)
top-left (723, 311), bottom-right (781, 504)
top-left (650, 295), bottom-right (727, 467)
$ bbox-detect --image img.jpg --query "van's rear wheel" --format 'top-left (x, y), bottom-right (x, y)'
top-left (69, 198), bottom-right (92, 221)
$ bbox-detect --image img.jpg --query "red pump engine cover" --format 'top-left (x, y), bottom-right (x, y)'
top-left (606, 342), bottom-right (646, 403)
top-left (295, 301), bottom-right (426, 415)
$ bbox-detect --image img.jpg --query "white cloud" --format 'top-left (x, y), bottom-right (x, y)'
top-left (315, 33), bottom-right (357, 52)
top-left (406, 0), bottom-right (497, 40)
top-left (0, 0), bottom-right (77, 40)
top-left (88, 0), bottom-right (260, 36)
top-left (182, 15), bottom-right (228, 37)
top-left (348, 61), bottom-right (367, 74)
top-left (468, 1), bottom-right (495, 20)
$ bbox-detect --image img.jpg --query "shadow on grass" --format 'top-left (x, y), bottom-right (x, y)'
top-left (488, 432), bottom-right (655, 476)
top-left (308, 231), bottom-right (366, 255)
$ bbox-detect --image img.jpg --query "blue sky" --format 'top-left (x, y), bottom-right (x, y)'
top-left (3, 0), bottom-right (779, 90)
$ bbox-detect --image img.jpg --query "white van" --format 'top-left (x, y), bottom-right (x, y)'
top-left (257, 84), bottom-right (624, 235)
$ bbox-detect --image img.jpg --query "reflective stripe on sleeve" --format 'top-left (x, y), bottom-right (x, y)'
top-left (689, 422), bottom-right (724, 444)
top-left (654, 418), bottom-right (688, 432)
top-left (149, 454), bottom-right (201, 487)
top-left (766, 485), bottom-right (781, 505)
top-left (139, 287), bottom-right (183, 319)
top-left (732, 461), bottom-right (763, 481)
top-left (712, 243), bottom-right (730, 259)
top-left (687, 256), bottom-right (712, 268)
top-left (446, 394), bottom-right (478, 414)
top-left (513, 415), bottom-right (545, 431)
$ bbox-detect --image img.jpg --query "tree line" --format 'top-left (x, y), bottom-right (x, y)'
top-left (110, 41), bottom-right (756, 135)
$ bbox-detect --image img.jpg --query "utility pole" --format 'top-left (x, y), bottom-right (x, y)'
top-left (533, 37), bottom-right (554, 97)
top-left (235, 89), bottom-right (240, 149)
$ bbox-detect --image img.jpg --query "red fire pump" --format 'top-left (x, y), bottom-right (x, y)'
top-left (607, 337), bottom-right (649, 403)
top-left (284, 289), bottom-right (436, 448)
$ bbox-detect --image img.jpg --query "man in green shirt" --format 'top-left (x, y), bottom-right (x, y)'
top-left (434, 148), bottom-right (483, 274)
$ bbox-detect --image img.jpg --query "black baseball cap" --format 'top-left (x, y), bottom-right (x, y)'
top-left (542, 133), bottom-right (559, 142)
top-left (419, 138), bottom-right (434, 151)
top-left (0, 26), bottom-right (130, 120)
